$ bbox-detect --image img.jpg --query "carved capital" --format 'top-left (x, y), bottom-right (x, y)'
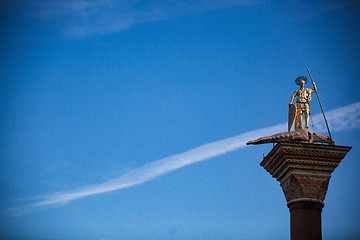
top-left (280, 174), bottom-right (330, 202)
top-left (260, 142), bottom-right (351, 204)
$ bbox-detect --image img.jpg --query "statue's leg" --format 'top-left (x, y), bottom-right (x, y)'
top-left (304, 106), bottom-right (310, 129)
top-left (298, 113), bottom-right (303, 129)
top-left (295, 111), bottom-right (300, 131)
top-left (295, 110), bottom-right (303, 130)
top-left (304, 113), bottom-right (309, 129)
top-left (295, 103), bottom-right (303, 131)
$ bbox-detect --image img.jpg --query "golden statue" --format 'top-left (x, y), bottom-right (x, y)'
top-left (289, 76), bottom-right (316, 131)
top-left (247, 68), bottom-right (334, 146)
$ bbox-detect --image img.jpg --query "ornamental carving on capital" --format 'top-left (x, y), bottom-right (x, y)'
top-left (280, 175), bottom-right (330, 203)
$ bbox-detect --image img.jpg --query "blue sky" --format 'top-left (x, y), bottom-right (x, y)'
top-left (1, 0), bottom-right (360, 239)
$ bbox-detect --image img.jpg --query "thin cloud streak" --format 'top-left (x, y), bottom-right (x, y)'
top-left (4, 102), bottom-right (360, 216)
top-left (312, 102), bottom-right (360, 132)
top-left (3, 0), bottom-right (358, 38)
top-left (9, 0), bottom-right (266, 39)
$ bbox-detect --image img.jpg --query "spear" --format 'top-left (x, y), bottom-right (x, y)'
top-left (307, 68), bottom-right (334, 145)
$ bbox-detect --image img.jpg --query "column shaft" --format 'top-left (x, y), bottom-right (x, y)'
top-left (288, 199), bottom-right (324, 240)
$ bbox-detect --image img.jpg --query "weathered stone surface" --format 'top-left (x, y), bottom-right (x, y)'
top-left (260, 142), bottom-right (351, 203)
top-left (246, 129), bottom-right (332, 145)
top-left (260, 142), bottom-right (351, 240)
top-left (288, 199), bottom-right (323, 240)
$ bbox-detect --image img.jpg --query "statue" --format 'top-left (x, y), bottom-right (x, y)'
top-left (289, 76), bottom-right (315, 131)
top-left (247, 68), bottom-right (334, 145)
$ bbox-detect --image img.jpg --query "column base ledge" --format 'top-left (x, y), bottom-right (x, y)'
top-left (287, 198), bottom-right (324, 211)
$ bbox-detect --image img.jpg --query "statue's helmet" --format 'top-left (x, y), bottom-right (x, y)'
top-left (295, 76), bottom-right (308, 85)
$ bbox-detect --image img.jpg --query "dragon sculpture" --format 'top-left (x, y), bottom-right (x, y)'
top-left (246, 128), bottom-right (333, 145)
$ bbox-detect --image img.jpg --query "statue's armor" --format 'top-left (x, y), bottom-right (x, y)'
top-left (296, 88), bottom-right (312, 113)
top-left (290, 84), bottom-right (314, 131)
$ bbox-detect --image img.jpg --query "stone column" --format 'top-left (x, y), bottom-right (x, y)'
top-left (260, 142), bottom-right (351, 240)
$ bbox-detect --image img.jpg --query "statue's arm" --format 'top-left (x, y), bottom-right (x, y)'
top-left (290, 90), bottom-right (297, 104)
top-left (311, 82), bottom-right (316, 93)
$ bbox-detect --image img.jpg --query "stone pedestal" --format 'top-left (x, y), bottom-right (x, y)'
top-left (260, 142), bottom-right (351, 240)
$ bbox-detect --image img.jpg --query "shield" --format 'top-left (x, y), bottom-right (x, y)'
top-left (288, 103), bottom-right (297, 131)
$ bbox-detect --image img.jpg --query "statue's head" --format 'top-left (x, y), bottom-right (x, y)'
top-left (295, 76), bottom-right (308, 86)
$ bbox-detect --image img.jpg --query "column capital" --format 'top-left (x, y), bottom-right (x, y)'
top-left (260, 142), bottom-right (351, 203)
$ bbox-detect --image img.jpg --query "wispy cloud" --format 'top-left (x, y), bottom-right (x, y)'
top-left (312, 102), bottom-right (360, 132)
top-left (7, 0), bottom-right (266, 39)
top-left (3, 102), bottom-right (360, 216)
top-left (3, 0), bottom-right (358, 38)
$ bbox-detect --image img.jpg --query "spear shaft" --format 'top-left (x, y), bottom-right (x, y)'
top-left (307, 68), bottom-right (334, 144)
